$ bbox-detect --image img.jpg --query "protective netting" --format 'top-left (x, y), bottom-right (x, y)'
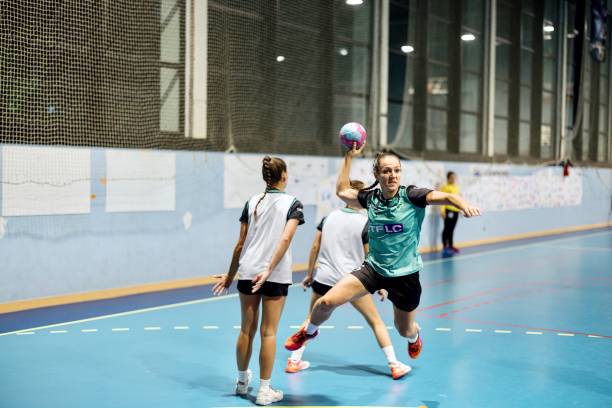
top-left (207, 0), bottom-right (371, 155)
top-left (0, 0), bottom-right (372, 154)
top-left (0, 0), bottom-right (181, 149)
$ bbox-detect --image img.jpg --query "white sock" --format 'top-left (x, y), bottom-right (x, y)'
top-left (259, 378), bottom-right (271, 391)
top-left (407, 331), bottom-right (419, 343)
top-left (306, 322), bottom-right (318, 335)
top-left (238, 370), bottom-right (249, 383)
top-left (382, 345), bottom-right (398, 365)
top-left (290, 345), bottom-right (306, 362)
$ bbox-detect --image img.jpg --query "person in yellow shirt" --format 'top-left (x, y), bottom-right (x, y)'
top-left (440, 171), bottom-right (460, 255)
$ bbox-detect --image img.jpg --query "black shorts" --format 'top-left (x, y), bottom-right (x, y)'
top-left (237, 280), bottom-right (289, 297)
top-left (311, 280), bottom-right (333, 296)
top-left (351, 263), bottom-right (422, 312)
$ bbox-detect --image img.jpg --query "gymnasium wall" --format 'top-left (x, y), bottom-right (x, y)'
top-left (0, 146), bottom-right (610, 305)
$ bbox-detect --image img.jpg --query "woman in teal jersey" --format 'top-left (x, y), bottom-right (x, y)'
top-left (285, 143), bottom-right (480, 359)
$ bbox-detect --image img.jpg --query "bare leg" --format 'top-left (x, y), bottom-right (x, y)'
top-left (309, 274), bottom-right (369, 326)
top-left (351, 294), bottom-right (391, 348)
top-left (259, 295), bottom-right (287, 379)
top-left (393, 306), bottom-right (418, 339)
top-left (236, 293), bottom-right (261, 371)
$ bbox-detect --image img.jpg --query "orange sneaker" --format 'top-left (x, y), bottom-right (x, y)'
top-left (284, 328), bottom-right (318, 351)
top-left (389, 361), bottom-right (412, 380)
top-left (408, 328), bottom-right (422, 359)
top-left (285, 358), bottom-right (310, 373)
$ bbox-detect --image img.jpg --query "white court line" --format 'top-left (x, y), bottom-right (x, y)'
top-left (526, 331), bottom-right (543, 335)
top-left (289, 325), bottom-right (301, 329)
top-left (111, 328), bottom-right (130, 332)
top-left (465, 328), bottom-right (482, 333)
top-left (540, 244), bottom-right (612, 252)
top-left (588, 335), bottom-right (603, 338)
top-left (81, 329), bottom-right (98, 333)
top-left (494, 330), bottom-right (512, 334)
top-left (557, 333), bottom-right (575, 337)
top-left (173, 326), bottom-right (190, 330)
top-left (50, 330), bottom-right (67, 334)
top-left (144, 327), bottom-right (161, 331)
top-left (347, 325), bottom-right (364, 330)
top-left (435, 327), bottom-right (452, 332)
top-left (233, 325), bottom-right (241, 329)
top-left (202, 325), bottom-right (219, 330)
top-left (319, 325), bottom-right (334, 329)
top-left (3, 230), bottom-right (610, 337)
top-left (16, 332), bottom-right (35, 336)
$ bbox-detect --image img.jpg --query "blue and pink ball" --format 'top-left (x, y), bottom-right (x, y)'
top-left (339, 122), bottom-right (367, 150)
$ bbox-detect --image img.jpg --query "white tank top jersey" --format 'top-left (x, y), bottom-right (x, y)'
top-left (237, 190), bottom-right (304, 284)
top-left (314, 208), bottom-right (368, 287)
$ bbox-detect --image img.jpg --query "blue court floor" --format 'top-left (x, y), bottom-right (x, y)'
top-left (1, 230), bottom-right (611, 408)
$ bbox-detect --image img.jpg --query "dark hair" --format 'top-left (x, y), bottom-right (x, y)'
top-left (253, 156), bottom-right (287, 220)
top-left (447, 171), bottom-right (455, 179)
top-left (359, 151), bottom-right (401, 191)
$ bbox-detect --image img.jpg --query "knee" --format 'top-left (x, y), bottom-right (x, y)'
top-left (260, 326), bottom-right (277, 340)
top-left (316, 295), bottom-right (337, 312)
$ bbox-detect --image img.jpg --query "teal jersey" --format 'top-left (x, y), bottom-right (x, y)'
top-left (357, 185), bottom-right (432, 278)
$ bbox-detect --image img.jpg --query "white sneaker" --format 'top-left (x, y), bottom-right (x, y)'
top-left (255, 386), bottom-right (283, 405)
top-left (235, 369), bottom-right (252, 395)
top-left (389, 361), bottom-right (412, 380)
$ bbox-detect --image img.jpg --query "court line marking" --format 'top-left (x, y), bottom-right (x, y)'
top-left (540, 244), bottom-right (612, 252)
top-left (50, 330), bottom-right (67, 334)
top-left (526, 331), bottom-right (543, 335)
top-left (81, 329), bottom-right (98, 333)
top-left (588, 335), bottom-right (603, 338)
top-left (173, 326), bottom-right (190, 330)
top-left (16, 332), bottom-right (34, 336)
top-left (494, 330), bottom-right (512, 334)
top-left (435, 327), bottom-right (451, 331)
top-left (557, 333), bottom-right (575, 337)
top-left (465, 328), bottom-right (482, 333)
top-left (347, 325), bottom-right (364, 330)
top-left (144, 327), bottom-right (161, 331)
top-left (2, 230), bottom-right (609, 337)
top-left (320, 325), bottom-right (335, 329)
top-left (111, 328), bottom-right (130, 332)
top-left (202, 325), bottom-right (219, 330)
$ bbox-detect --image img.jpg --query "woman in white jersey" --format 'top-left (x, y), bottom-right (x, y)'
top-left (285, 144), bottom-right (480, 361)
top-left (213, 156), bottom-right (304, 406)
top-left (286, 180), bottom-right (411, 380)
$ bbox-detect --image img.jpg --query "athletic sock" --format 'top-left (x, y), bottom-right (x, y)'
top-left (290, 346), bottom-right (306, 362)
top-left (305, 322), bottom-right (318, 335)
top-left (238, 370), bottom-right (249, 383)
top-left (382, 345), bottom-right (398, 365)
top-left (259, 378), bottom-right (271, 391)
top-left (407, 331), bottom-right (419, 343)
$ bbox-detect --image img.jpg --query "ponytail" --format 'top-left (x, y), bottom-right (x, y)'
top-left (253, 156), bottom-right (273, 221)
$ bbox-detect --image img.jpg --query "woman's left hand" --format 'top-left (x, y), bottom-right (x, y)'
top-left (252, 269), bottom-right (272, 293)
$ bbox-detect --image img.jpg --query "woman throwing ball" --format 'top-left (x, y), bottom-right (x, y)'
top-left (285, 143), bottom-right (481, 360)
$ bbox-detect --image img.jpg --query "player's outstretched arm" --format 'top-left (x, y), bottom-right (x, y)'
top-left (426, 191), bottom-right (481, 218)
top-left (336, 142), bottom-right (366, 208)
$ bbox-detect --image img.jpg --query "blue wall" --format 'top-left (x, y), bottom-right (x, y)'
top-left (1, 148), bottom-right (610, 303)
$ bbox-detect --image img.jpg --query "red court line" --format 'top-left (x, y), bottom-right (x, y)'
top-left (417, 284), bottom-right (517, 313)
top-left (441, 316), bottom-right (612, 339)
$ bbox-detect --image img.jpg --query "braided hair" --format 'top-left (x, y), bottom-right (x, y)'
top-left (359, 151), bottom-right (401, 192)
top-left (253, 156), bottom-right (287, 220)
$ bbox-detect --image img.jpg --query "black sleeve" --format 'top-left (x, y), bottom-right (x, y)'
top-left (361, 221), bottom-right (369, 244)
top-left (316, 216), bottom-right (326, 231)
top-left (357, 189), bottom-right (374, 209)
top-left (239, 201), bottom-right (249, 223)
top-left (406, 185), bottom-right (433, 208)
top-left (287, 199), bottom-right (305, 225)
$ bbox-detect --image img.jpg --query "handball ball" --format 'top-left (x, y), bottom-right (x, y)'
top-left (339, 122), bottom-right (367, 150)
